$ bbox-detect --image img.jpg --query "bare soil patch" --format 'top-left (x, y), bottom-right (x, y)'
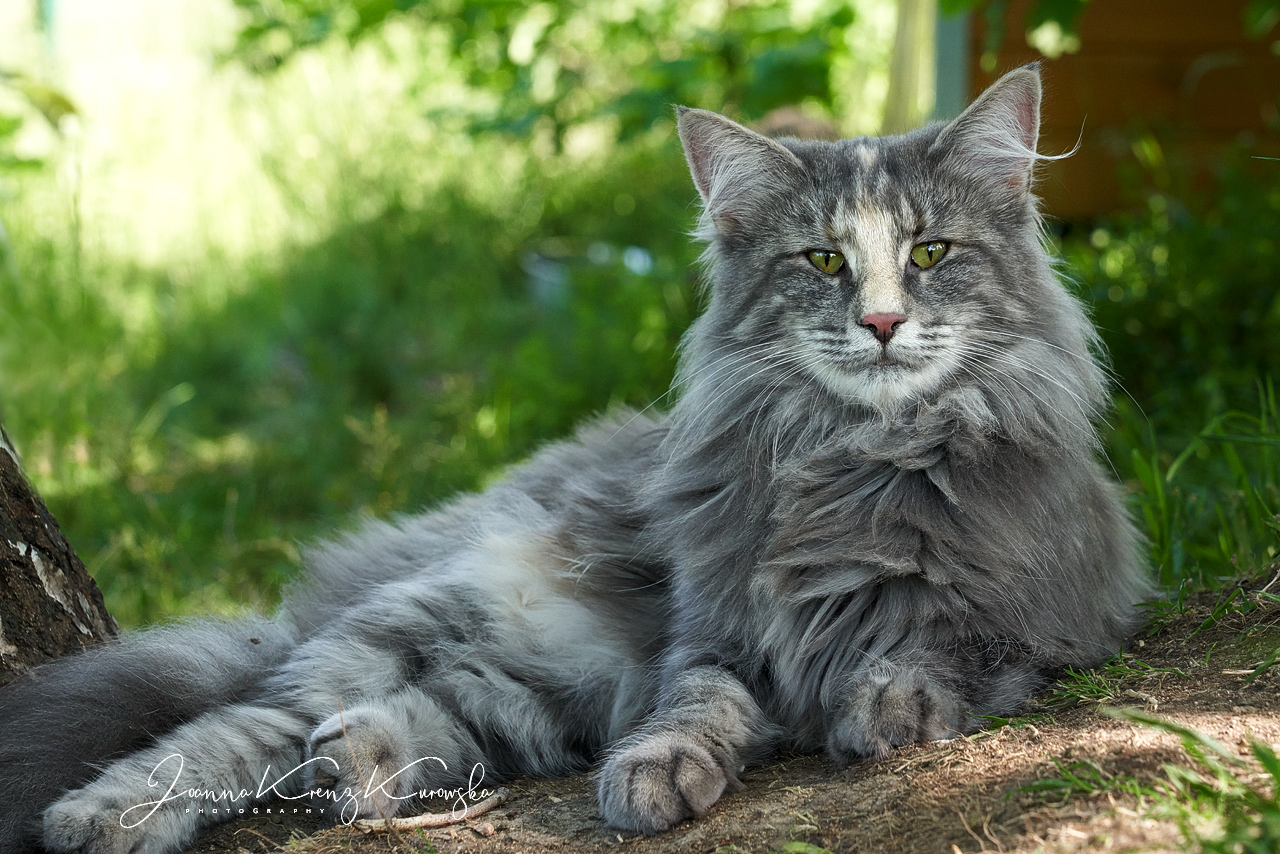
top-left (184, 582), bottom-right (1280, 854)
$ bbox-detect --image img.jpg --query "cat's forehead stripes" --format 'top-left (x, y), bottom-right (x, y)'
top-left (815, 138), bottom-right (911, 221)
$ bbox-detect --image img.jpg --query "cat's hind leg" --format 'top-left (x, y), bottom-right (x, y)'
top-left (42, 703), bottom-right (311, 854)
top-left (305, 654), bottom-right (623, 823)
top-left (304, 686), bottom-right (486, 823)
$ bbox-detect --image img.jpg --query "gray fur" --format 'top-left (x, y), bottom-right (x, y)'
top-left (0, 65), bottom-right (1149, 852)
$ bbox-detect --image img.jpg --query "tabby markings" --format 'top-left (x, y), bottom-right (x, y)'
top-left (830, 200), bottom-right (908, 319)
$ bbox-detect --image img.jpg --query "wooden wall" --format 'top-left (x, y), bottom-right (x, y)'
top-left (967, 0), bottom-right (1280, 220)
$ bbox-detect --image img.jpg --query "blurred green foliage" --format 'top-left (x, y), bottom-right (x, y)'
top-left (1064, 151), bottom-right (1280, 587)
top-left (2, 119), bottom-right (704, 624)
top-left (1070, 155), bottom-right (1280, 433)
top-left (1246, 0), bottom-right (1280, 37)
top-left (229, 0), bottom-right (859, 140)
top-left (0, 70), bottom-right (75, 169)
top-left (939, 0), bottom-right (1090, 54)
top-left (0, 71), bottom-right (75, 277)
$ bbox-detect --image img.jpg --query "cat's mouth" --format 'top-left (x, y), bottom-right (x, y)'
top-left (822, 343), bottom-right (918, 373)
top-left (863, 341), bottom-right (910, 369)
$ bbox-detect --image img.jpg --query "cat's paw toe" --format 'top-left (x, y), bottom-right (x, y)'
top-left (597, 732), bottom-right (736, 834)
top-left (44, 788), bottom-right (183, 854)
top-left (307, 707), bottom-right (417, 821)
top-left (43, 794), bottom-right (119, 854)
top-left (827, 668), bottom-right (964, 763)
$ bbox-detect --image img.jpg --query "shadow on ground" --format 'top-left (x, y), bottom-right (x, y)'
top-left (184, 584), bottom-right (1280, 854)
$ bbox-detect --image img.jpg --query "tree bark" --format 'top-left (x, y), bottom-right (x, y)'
top-left (882, 0), bottom-right (937, 134)
top-left (0, 425), bottom-right (117, 687)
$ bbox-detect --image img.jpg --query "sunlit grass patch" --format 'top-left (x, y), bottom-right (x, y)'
top-left (1047, 656), bottom-right (1189, 711)
top-left (1017, 757), bottom-right (1156, 804)
top-left (1109, 709), bottom-right (1280, 854)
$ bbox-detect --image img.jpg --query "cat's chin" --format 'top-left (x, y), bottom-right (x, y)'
top-left (809, 360), bottom-right (952, 417)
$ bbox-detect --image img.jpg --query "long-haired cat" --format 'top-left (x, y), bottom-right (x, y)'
top-left (0, 65), bottom-right (1149, 853)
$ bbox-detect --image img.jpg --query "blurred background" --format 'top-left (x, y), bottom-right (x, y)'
top-left (0, 0), bottom-right (1276, 627)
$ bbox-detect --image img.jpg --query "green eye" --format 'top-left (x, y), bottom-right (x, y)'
top-left (910, 241), bottom-right (948, 269)
top-left (808, 250), bottom-right (845, 275)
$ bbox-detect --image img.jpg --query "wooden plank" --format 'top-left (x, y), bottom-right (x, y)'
top-left (1033, 134), bottom-right (1280, 220)
top-left (1028, 56), bottom-right (1280, 132)
top-left (966, 0), bottom-right (1280, 218)
top-left (977, 0), bottom-right (1256, 52)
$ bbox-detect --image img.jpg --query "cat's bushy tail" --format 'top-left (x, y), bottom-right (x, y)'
top-left (0, 616), bottom-right (295, 851)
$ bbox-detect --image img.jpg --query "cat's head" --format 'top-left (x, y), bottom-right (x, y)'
top-left (677, 65), bottom-right (1099, 422)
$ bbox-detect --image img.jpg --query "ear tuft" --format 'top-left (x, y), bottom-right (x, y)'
top-left (676, 108), bottom-right (803, 236)
top-left (930, 64), bottom-right (1044, 195)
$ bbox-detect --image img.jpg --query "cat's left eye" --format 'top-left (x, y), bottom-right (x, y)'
top-left (910, 241), bottom-right (948, 269)
top-left (808, 250), bottom-right (845, 275)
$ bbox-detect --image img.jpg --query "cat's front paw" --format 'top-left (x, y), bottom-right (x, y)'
top-left (827, 667), bottom-right (965, 763)
top-left (307, 706), bottom-right (419, 822)
top-left (44, 785), bottom-right (195, 854)
top-left (597, 731), bottom-right (741, 835)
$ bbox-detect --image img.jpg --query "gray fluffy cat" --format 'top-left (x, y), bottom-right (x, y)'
top-left (0, 65), bottom-right (1149, 853)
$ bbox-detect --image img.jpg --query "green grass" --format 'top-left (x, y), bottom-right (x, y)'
top-left (1126, 383), bottom-right (1280, 589)
top-left (1066, 150), bottom-right (1280, 590)
top-left (1009, 678), bottom-right (1280, 852)
top-left (1016, 757), bottom-right (1154, 804)
top-left (1015, 711), bottom-right (1280, 852)
top-left (771, 844), bottom-right (837, 854)
top-left (970, 711), bottom-right (1057, 731)
top-left (1046, 656), bottom-right (1188, 709)
top-left (1109, 709), bottom-right (1280, 854)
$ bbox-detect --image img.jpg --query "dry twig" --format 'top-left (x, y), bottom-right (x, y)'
top-left (354, 788), bottom-right (510, 834)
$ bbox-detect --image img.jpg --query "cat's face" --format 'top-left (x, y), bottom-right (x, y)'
top-left (679, 66), bottom-right (1067, 416)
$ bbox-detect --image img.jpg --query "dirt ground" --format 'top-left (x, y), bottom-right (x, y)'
top-left (184, 581), bottom-right (1280, 854)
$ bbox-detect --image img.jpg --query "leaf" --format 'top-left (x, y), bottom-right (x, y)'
top-left (0, 154), bottom-right (44, 171)
top-left (778, 844), bottom-right (837, 854)
top-left (1251, 740), bottom-right (1280, 782)
top-left (1245, 0), bottom-right (1280, 37)
top-left (12, 80), bottom-right (77, 126)
top-left (1244, 645), bottom-right (1280, 684)
top-left (0, 115), bottom-right (23, 140)
top-left (1026, 0), bottom-right (1089, 32)
top-left (1104, 708), bottom-right (1246, 767)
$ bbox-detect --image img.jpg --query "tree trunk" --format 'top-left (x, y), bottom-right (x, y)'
top-left (882, 0), bottom-right (937, 134)
top-left (0, 425), bottom-right (117, 687)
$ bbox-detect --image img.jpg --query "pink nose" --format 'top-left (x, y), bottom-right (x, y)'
top-left (860, 313), bottom-right (907, 344)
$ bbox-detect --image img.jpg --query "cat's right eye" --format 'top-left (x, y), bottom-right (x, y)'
top-left (807, 250), bottom-right (845, 275)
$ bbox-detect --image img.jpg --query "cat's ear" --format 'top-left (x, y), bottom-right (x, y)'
top-left (930, 64), bottom-right (1042, 195)
top-left (677, 107), bottom-right (803, 234)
